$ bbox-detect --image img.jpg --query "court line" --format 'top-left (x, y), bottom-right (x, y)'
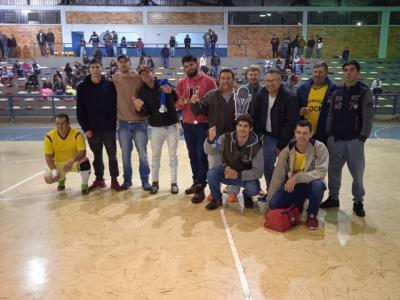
top-left (0, 171), bottom-right (44, 197)
top-left (219, 208), bottom-right (253, 300)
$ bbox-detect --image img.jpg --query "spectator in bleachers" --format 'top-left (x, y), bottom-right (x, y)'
top-left (8, 34), bottom-right (17, 58)
top-left (82, 55), bottom-right (89, 69)
top-left (316, 35), bottom-right (323, 58)
top-left (136, 38), bottom-right (144, 57)
top-left (21, 61), bottom-right (30, 77)
top-left (93, 46), bottom-right (103, 65)
top-left (88, 31), bottom-right (100, 48)
top-left (281, 36), bottom-right (291, 59)
top-left (109, 59), bottom-right (118, 78)
top-left (111, 31), bottom-right (118, 57)
top-left (284, 55), bottom-right (293, 71)
top-left (169, 36), bottom-right (176, 57)
top-left (176, 54), bottom-right (217, 203)
top-left (371, 77), bottom-right (383, 95)
top-left (203, 30), bottom-right (212, 57)
top-left (297, 62), bottom-right (336, 144)
top-left (25, 71), bottom-right (39, 92)
top-left (37, 30), bottom-right (47, 56)
top-left (72, 70), bottom-right (83, 89)
top-left (103, 30), bottom-right (113, 57)
top-left (47, 29), bottom-right (55, 56)
top-left (0, 31), bottom-right (6, 59)
top-left (210, 30), bottom-right (218, 56)
top-left (139, 54), bottom-right (155, 70)
top-left (199, 54), bottom-right (208, 74)
top-left (53, 70), bottom-right (62, 85)
top-left (298, 36), bottom-right (306, 57)
top-left (210, 52), bottom-right (221, 78)
top-left (299, 55), bottom-right (305, 73)
top-left (120, 37), bottom-right (127, 55)
top-left (271, 35), bottom-right (280, 59)
top-left (1, 66), bottom-right (13, 86)
top-left (307, 36), bottom-right (315, 58)
top-left (184, 34), bottom-right (191, 55)
top-left (341, 47), bottom-right (350, 64)
top-left (42, 79), bottom-right (53, 89)
top-left (322, 60), bottom-right (374, 218)
top-left (32, 61), bottom-right (41, 77)
top-left (80, 38), bottom-right (87, 57)
top-left (65, 85), bottom-right (76, 96)
top-left (64, 63), bottom-right (73, 84)
top-left (54, 76), bottom-right (66, 95)
top-left (40, 82), bottom-right (54, 99)
top-left (160, 44), bottom-right (170, 69)
top-left (292, 35), bottom-right (299, 58)
top-left (263, 55), bottom-right (272, 73)
top-left (12, 60), bottom-right (21, 77)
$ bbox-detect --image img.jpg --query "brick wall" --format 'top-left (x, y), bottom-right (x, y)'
top-left (228, 26), bottom-right (302, 58)
top-left (66, 12), bottom-right (143, 24)
top-left (388, 26), bottom-right (400, 58)
top-left (307, 26), bottom-right (380, 58)
top-left (147, 12), bottom-right (223, 25)
top-left (0, 25), bottom-right (62, 58)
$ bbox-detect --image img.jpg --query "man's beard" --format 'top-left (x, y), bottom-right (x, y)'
top-left (186, 68), bottom-right (198, 78)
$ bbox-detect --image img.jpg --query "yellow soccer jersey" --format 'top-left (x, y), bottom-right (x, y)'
top-left (293, 150), bottom-right (305, 175)
top-left (44, 127), bottom-right (86, 163)
top-left (306, 85), bottom-right (328, 135)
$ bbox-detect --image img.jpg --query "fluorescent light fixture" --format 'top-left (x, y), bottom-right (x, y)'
top-left (267, 13), bottom-right (272, 17)
top-left (260, 14), bottom-right (266, 17)
top-left (357, 21), bottom-right (362, 26)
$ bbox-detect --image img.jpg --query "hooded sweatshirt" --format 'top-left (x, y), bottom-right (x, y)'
top-left (76, 75), bottom-right (117, 132)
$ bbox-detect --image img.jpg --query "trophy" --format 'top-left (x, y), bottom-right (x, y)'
top-left (234, 86), bottom-right (252, 118)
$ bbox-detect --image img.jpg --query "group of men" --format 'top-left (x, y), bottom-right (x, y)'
top-left (36, 29), bottom-right (56, 57)
top-left (43, 54), bottom-right (373, 230)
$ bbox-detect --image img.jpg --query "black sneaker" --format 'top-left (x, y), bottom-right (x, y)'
top-left (171, 183), bottom-right (179, 194)
top-left (150, 181), bottom-right (159, 194)
top-left (205, 199), bottom-right (222, 210)
top-left (320, 196), bottom-right (340, 208)
top-left (120, 181), bottom-right (132, 190)
top-left (243, 195), bottom-right (254, 209)
top-left (353, 202), bottom-right (365, 217)
top-left (191, 184), bottom-right (205, 204)
top-left (185, 182), bottom-right (197, 195)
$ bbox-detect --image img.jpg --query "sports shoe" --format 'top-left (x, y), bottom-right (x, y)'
top-left (111, 178), bottom-right (121, 192)
top-left (89, 178), bottom-right (106, 191)
top-left (142, 181), bottom-right (152, 191)
top-left (205, 199), bottom-right (222, 210)
top-left (171, 183), bottom-right (179, 194)
top-left (353, 202), bottom-right (366, 217)
top-left (191, 184), bottom-right (205, 204)
top-left (150, 181), bottom-right (159, 194)
top-left (81, 184), bottom-right (90, 195)
top-left (120, 181), bottom-right (132, 190)
top-left (57, 180), bottom-right (65, 191)
top-left (307, 214), bottom-right (319, 230)
top-left (320, 196), bottom-right (340, 208)
top-left (185, 182), bottom-right (197, 195)
top-left (227, 194), bottom-right (238, 203)
top-left (243, 195), bottom-right (254, 209)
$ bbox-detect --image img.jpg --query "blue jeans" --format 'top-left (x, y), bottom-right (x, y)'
top-left (185, 46), bottom-right (190, 55)
top-left (183, 122), bottom-right (209, 184)
top-left (204, 42), bottom-right (210, 56)
top-left (212, 66), bottom-right (218, 77)
top-left (208, 165), bottom-right (261, 200)
top-left (117, 120), bottom-right (150, 184)
top-left (282, 46), bottom-right (288, 59)
top-left (137, 48), bottom-right (143, 57)
top-left (162, 57), bottom-right (169, 68)
top-left (263, 135), bottom-right (278, 188)
top-left (48, 42), bottom-right (54, 55)
top-left (269, 180), bottom-right (326, 215)
top-left (39, 43), bottom-right (46, 56)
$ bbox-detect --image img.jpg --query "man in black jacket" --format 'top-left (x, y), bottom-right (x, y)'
top-left (184, 34), bottom-right (191, 55)
top-left (47, 29), bottom-right (55, 56)
top-left (134, 65), bottom-right (179, 194)
top-left (76, 59), bottom-right (121, 191)
top-left (36, 30), bottom-right (47, 56)
top-left (250, 68), bottom-right (299, 197)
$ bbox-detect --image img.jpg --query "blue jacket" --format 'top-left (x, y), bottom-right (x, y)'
top-left (296, 77), bottom-right (336, 144)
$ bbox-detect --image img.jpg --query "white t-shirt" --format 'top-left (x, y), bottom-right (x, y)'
top-left (266, 95), bottom-right (276, 132)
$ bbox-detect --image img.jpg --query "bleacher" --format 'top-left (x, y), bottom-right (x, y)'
top-left (1, 57), bottom-right (399, 121)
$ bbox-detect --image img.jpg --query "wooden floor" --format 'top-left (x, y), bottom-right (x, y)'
top-left (0, 139), bottom-right (400, 299)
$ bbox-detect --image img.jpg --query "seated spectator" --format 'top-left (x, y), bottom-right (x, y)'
top-left (371, 77), bottom-right (383, 95)
top-left (53, 70), bottom-right (62, 85)
top-left (65, 85), bottom-right (76, 96)
top-left (341, 47), bottom-right (350, 64)
top-left (72, 70), bottom-right (83, 89)
top-left (93, 46), bottom-right (103, 65)
top-left (32, 61), bottom-right (41, 76)
top-left (266, 120), bottom-right (329, 230)
top-left (21, 62), bottom-right (30, 77)
top-left (264, 55), bottom-right (272, 73)
top-left (204, 114), bottom-right (263, 210)
top-left (64, 63), bottom-right (73, 83)
top-left (1, 66), bottom-right (14, 86)
top-left (40, 84), bottom-right (54, 100)
top-left (54, 76), bottom-right (66, 95)
top-left (25, 72), bottom-right (39, 92)
top-left (42, 79), bottom-right (53, 89)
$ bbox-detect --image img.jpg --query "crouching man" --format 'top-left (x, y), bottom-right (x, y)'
top-left (44, 113), bottom-right (91, 195)
top-left (266, 120), bottom-right (329, 229)
top-left (204, 114), bottom-right (263, 210)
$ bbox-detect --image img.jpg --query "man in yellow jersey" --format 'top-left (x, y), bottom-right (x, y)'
top-left (43, 113), bottom-right (91, 195)
top-left (296, 62), bottom-right (336, 144)
top-left (266, 120), bottom-right (329, 229)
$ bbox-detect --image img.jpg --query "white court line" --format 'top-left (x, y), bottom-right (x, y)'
top-left (0, 171), bottom-right (44, 197)
top-left (219, 208), bottom-right (253, 300)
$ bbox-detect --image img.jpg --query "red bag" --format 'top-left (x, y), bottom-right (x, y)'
top-left (264, 204), bottom-right (300, 232)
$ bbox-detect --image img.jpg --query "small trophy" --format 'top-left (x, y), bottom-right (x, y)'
top-left (234, 86), bottom-right (252, 118)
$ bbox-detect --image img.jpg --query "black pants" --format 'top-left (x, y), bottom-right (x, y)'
top-left (88, 130), bottom-right (119, 179)
top-left (272, 47), bottom-right (278, 58)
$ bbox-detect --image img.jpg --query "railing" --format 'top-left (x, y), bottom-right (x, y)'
top-left (32, 42), bottom-right (246, 57)
top-left (1, 93), bottom-right (399, 121)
